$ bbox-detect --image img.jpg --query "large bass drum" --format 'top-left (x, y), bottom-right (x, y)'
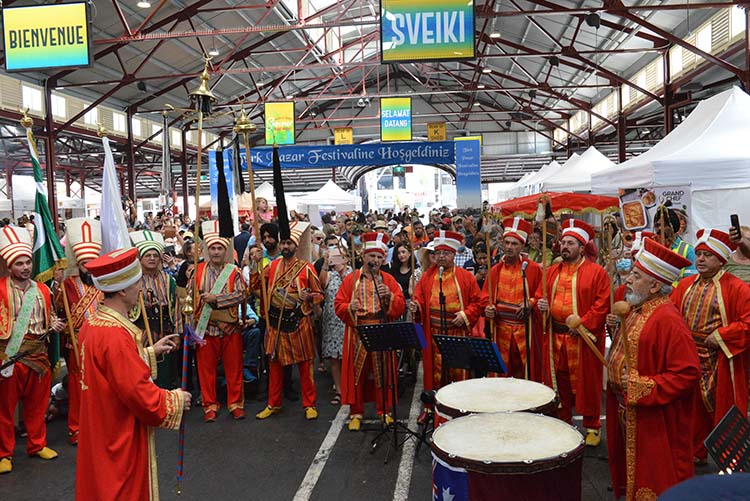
top-left (434, 377), bottom-right (557, 426)
top-left (431, 412), bottom-right (584, 501)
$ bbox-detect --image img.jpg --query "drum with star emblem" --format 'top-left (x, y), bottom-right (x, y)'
top-left (431, 412), bottom-right (584, 500)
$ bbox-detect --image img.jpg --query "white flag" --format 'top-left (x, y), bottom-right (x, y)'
top-left (101, 136), bottom-right (132, 253)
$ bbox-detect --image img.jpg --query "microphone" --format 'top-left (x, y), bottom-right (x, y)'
top-left (438, 266), bottom-right (444, 279)
top-left (521, 261), bottom-right (528, 273)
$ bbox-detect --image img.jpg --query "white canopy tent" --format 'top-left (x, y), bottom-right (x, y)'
top-left (543, 146), bottom-right (615, 192)
top-left (591, 86), bottom-right (750, 235)
top-left (522, 157), bottom-right (574, 196)
top-left (295, 180), bottom-right (360, 227)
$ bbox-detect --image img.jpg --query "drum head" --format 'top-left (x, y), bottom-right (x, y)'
top-left (435, 378), bottom-right (556, 414)
top-left (432, 413), bottom-right (583, 465)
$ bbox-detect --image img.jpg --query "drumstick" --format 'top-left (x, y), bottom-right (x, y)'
top-left (565, 314), bottom-right (606, 365)
top-left (612, 301), bottom-right (632, 369)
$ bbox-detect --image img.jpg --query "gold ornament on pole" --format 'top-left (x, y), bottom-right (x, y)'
top-left (233, 103), bottom-right (267, 321)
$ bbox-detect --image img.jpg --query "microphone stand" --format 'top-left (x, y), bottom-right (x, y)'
top-left (521, 261), bottom-right (531, 380)
top-left (369, 266), bottom-right (391, 429)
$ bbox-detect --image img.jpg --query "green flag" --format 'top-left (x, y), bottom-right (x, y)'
top-left (26, 129), bottom-right (65, 283)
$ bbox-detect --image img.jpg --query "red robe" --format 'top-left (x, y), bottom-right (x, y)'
top-left (76, 305), bottom-right (184, 501)
top-left (482, 257), bottom-right (543, 380)
top-left (412, 265), bottom-right (488, 391)
top-left (334, 270), bottom-right (406, 410)
top-left (671, 271), bottom-right (750, 422)
top-left (606, 296), bottom-right (700, 500)
top-left (61, 276), bottom-right (102, 437)
top-left (535, 258), bottom-right (610, 418)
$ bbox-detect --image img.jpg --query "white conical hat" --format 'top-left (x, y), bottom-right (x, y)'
top-left (0, 225), bottom-right (32, 266)
top-left (288, 221), bottom-right (311, 262)
top-left (65, 217), bottom-right (102, 265)
top-left (130, 230), bottom-right (165, 258)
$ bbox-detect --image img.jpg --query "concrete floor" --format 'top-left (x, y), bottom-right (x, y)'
top-left (3, 369), bottom-right (717, 501)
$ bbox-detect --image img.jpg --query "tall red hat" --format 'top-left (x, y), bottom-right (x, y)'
top-left (433, 230), bottom-right (463, 252)
top-left (362, 232), bottom-right (389, 255)
top-left (695, 228), bottom-right (736, 264)
top-left (560, 219), bottom-right (595, 245)
top-left (502, 217), bottom-right (532, 244)
top-left (86, 247), bottom-right (142, 293)
top-left (631, 230), bottom-right (656, 253)
top-left (634, 237), bottom-right (692, 285)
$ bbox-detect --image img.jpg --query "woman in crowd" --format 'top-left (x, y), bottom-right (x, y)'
top-left (255, 197), bottom-right (273, 224)
top-left (320, 247), bottom-right (352, 405)
top-left (388, 242), bottom-right (421, 314)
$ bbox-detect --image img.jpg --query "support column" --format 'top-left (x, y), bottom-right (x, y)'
top-left (181, 128), bottom-right (189, 216)
top-left (587, 110), bottom-right (594, 147)
top-left (745, 6), bottom-right (750, 92)
top-left (43, 81), bottom-right (59, 230)
top-left (126, 108), bottom-right (136, 202)
top-left (663, 52), bottom-right (673, 134)
top-left (64, 171), bottom-right (72, 197)
top-left (617, 85), bottom-right (627, 163)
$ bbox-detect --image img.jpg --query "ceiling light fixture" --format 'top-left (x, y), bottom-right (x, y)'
top-left (208, 47), bottom-right (220, 57)
top-left (482, 67), bottom-right (492, 74)
top-left (136, 0), bottom-right (152, 8)
top-left (473, 102), bottom-right (481, 107)
top-left (489, 32), bottom-right (501, 39)
top-left (477, 84), bottom-right (485, 89)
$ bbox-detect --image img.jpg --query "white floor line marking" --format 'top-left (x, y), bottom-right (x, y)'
top-left (293, 403), bottom-right (350, 501)
top-left (393, 361), bottom-right (424, 501)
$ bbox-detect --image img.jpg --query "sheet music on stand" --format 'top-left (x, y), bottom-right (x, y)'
top-left (357, 322), bottom-right (426, 353)
top-left (433, 335), bottom-right (507, 376)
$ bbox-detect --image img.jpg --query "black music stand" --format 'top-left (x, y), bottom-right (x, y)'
top-left (433, 335), bottom-right (507, 378)
top-left (705, 405), bottom-right (750, 473)
top-left (358, 321), bottom-right (427, 464)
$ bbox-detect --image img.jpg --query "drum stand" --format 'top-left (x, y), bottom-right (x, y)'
top-left (358, 321), bottom-right (427, 464)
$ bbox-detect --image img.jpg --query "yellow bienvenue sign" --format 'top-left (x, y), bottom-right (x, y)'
top-left (3, 2), bottom-right (91, 72)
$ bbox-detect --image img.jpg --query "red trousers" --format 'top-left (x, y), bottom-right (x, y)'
top-left (0, 364), bottom-right (51, 457)
top-left (556, 342), bottom-right (601, 430)
top-left (196, 333), bottom-right (244, 413)
top-left (268, 359), bottom-right (316, 409)
top-left (65, 349), bottom-right (81, 437)
top-left (692, 396), bottom-right (713, 461)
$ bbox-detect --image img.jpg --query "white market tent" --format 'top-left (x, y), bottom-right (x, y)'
top-left (543, 146), bottom-right (615, 192)
top-left (499, 171), bottom-right (535, 201)
top-left (591, 86), bottom-right (750, 235)
top-left (518, 159), bottom-right (566, 196)
top-left (254, 181), bottom-right (276, 205)
top-left (295, 179), bottom-right (360, 226)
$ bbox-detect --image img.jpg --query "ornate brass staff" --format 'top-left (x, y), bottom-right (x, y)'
top-left (234, 106), bottom-right (268, 321)
top-left (176, 55), bottom-right (217, 496)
